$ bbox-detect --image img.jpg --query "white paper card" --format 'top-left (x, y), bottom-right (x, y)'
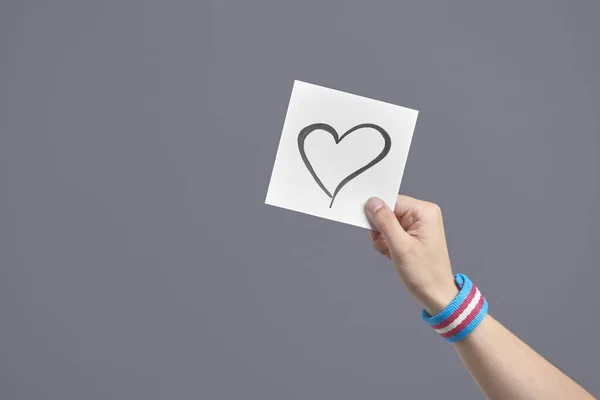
top-left (265, 80), bottom-right (419, 229)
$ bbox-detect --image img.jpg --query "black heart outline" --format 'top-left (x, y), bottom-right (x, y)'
top-left (298, 123), bottom-right (392, 208)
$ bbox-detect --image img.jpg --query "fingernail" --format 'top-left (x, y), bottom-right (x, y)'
top-left (366, 197), bottom-right (384, 214)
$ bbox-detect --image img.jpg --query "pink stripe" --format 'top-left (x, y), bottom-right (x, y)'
top-left (431, 284), bottom-right (477, 330)
top-left (440, 294), bottom-right (485, 338)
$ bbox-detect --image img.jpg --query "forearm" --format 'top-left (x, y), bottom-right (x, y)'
top-left (453, 314), bottom-right (594, 400)
top-left (365, 197), bottom-right (594, 399)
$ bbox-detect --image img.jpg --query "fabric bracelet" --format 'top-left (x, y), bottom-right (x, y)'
top-left (421, 274), bottom-right (488, 343)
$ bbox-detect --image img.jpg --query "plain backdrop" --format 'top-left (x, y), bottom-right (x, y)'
top-left (1, 1), bottom-right (599, 399)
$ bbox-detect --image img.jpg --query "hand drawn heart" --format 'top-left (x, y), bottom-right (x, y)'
top-left (298, 123), bottom-right (391, 208)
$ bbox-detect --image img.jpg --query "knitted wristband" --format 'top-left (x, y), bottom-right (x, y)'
top-left (421, 274), bottom-right (488, 343)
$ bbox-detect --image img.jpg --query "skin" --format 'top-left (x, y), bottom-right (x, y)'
top-left (365, 195), bottom-right (594, 400)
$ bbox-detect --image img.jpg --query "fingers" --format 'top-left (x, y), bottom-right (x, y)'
top-left (368, 230), bottom-right (390, 256)
top-left (368, 230), bottom-right (381, 241)
top-left (395, 195), bottom-right (441, 220)
top-left (365, 197), bottom-right (411, 248)
top-left (372, 238), bottom-right (390, 258)
top-left (394, 195), bottom-right (424, 216)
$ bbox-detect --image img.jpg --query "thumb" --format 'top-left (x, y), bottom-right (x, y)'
top-left (365, 197), bottom-right (410, 248)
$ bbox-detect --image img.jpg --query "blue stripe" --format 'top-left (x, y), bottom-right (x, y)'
top-left (421, 274), bottom-right (471, 325)
top-left (446, 298), bottom-right (489, 343)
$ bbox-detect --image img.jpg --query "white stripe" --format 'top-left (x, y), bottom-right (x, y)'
top-left (434, 288), bottom-right (482, 334)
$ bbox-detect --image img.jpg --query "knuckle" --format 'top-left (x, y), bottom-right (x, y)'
top-left (425, 202), bottom-right (442, 219)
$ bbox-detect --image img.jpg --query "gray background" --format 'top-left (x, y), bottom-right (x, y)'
top-left (1, 0), bottom-right (599, 399)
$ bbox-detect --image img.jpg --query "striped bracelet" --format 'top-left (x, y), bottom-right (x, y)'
top-left (421, 274), bottom-right (488, 343)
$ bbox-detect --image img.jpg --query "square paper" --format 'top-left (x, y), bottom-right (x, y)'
top-left (265, 80), bottom-right (419, 229)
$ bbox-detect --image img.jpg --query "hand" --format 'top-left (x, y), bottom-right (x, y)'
top-left (365, 195), bottom-right (595, 399)
top-left (365, 195), bottom-right (459, 315)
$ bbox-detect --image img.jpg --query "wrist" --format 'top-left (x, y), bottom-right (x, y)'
top-left (421, 274), bottom-right (488, 343)
top-left (416, 279), bottom-right (460, 316)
